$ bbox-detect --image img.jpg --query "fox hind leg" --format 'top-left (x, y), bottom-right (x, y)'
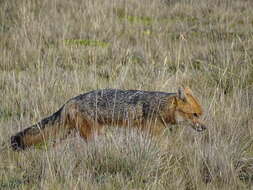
top-left (77, 119), bottom-right (103, 141)
top-left (65, 101), bottom-right (103, 141)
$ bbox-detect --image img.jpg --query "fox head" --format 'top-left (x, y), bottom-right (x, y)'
top-left (173, 87), bottom-right (207, 132)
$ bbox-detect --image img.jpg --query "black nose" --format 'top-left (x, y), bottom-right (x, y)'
top-left (11, 135), bottom-right (25, 151)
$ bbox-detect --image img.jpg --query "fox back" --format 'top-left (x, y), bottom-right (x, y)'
top-left (71, 89), bottom-right (176, 124)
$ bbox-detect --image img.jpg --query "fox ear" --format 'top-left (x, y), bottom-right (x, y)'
top-left (184, 87), bottom-right (193, 95)
top-left (178, 87), bottom-right (187, 101)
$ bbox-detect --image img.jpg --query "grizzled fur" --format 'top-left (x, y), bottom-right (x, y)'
top-left (69, 89), bottom-right (176, 124)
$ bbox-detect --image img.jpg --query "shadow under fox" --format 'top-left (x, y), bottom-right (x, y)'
top-left (11, 87), bottom-right (207, 151)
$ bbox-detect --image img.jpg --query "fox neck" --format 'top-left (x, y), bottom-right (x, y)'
top-left (162, 108), bottom-right (177, 125)
top-left (159, 97), bottom-right (177, 125)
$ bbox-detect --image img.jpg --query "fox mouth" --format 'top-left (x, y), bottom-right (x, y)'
top-left (191, 123), bottom-right (207, 132)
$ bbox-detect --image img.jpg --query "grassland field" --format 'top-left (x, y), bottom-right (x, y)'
top-left (0, 0), bottom-right (253, 189)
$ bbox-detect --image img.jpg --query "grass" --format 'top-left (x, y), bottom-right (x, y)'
top-left (64, 39), bottom-right (109, 47)
top-left (0, 0), bottom-right (253, 189)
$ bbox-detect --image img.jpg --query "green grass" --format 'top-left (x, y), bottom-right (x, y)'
top-left (0, 0), bottom-right (253, 189)
top-left (64, 39), bottom-right (109, 47)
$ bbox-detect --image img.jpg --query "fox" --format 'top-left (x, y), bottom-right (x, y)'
top-left (10, 87), bottom-right (206, 151)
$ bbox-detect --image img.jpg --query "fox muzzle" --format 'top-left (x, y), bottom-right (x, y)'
top-left (191, 122), bottom-right (207, 132)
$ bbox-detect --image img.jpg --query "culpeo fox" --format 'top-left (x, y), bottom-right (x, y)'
top-left (11, 87), bottom-right (206, 150)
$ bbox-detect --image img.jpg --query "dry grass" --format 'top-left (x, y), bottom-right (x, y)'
top-left (0, 0), bottom-right (253, 189)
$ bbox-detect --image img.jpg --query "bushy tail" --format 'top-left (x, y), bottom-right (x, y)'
top-left (11, 106), bottom-right (67, 151)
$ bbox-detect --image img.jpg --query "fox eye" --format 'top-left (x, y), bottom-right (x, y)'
top-left (193, 113), bottom-right (198, 117)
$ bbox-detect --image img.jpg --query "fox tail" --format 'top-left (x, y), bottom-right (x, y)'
top-left (10, 106), bottom-right (68, 151)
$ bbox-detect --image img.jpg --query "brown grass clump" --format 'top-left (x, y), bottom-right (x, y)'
top-left (0, 0), bottom-right (252, 189)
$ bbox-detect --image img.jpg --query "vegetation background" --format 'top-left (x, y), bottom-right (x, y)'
top-left (0, 0), bottom-right (252, 189)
